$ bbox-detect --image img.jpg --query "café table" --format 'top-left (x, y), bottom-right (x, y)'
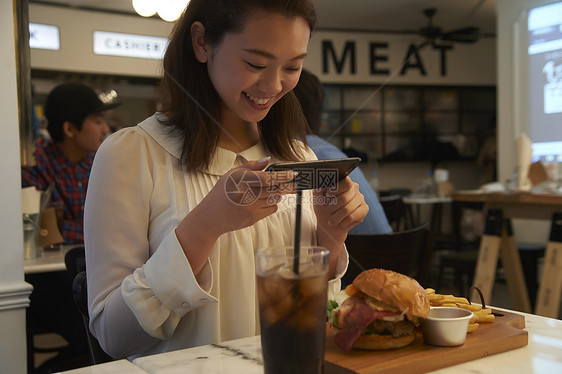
top-left (452, 191), bottom-right (562, 318)
top-left (402, 194), bottom-right (452, 233)
top-left (59, 305), bottom-right (562, 374)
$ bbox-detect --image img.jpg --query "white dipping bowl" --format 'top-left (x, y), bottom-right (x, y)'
top-left (420, 307), bottom-right (473, 347)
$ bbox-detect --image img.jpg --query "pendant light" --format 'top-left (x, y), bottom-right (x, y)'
top-left (132, 0), bottom-right (189, 22)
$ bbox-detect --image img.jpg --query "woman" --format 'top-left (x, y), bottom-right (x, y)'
top-left (84, 0), bottom-right (368, 360)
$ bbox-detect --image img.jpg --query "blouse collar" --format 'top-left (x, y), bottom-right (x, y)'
top-left (138, 114), bottom-right (268, 176)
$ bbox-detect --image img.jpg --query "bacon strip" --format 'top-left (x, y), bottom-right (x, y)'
top-left (334, 294), bottom-right (397, 352)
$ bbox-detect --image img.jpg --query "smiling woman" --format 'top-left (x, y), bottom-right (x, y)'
top-left (84, 0), bottom-right (368, 361)
top-left (159, 0), bottom-right (316, 171)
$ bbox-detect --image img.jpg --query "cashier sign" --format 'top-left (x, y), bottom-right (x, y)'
top-left (224, 168), bottom-right (339, 206)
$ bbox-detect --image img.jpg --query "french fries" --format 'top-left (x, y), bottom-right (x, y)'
top-left (467, 323), bottom-right (479, 333)
top-left (425, 288), bottom-right (495, 332)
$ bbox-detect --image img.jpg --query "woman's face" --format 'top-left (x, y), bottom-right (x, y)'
top-left (205, 12), bottom-right (310, 125)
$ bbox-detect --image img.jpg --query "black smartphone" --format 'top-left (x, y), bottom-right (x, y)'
top-left (265, 157), bottom-right (361, 190)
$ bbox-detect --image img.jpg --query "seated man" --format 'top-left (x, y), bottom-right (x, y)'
top-left (293, 70), bottom-right (392, 234)
top-left (22, 82), bottom-right (120, 244)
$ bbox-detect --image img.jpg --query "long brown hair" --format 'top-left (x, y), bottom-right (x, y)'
top-left (158, 0), bottom-right (316, 172)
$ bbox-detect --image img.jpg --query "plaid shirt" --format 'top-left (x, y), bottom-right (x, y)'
top-left (22, 138), bottom-right (94, 244)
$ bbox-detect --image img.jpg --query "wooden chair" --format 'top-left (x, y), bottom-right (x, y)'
top-left (342, 223), bottom-right (434, 288)
top-left (379, 194), bottom-right (407, 231)
top-left (64, 247), bottom-right (113, 365)
top-left (379, 188), bottom-right (412, 199)
top-left (435, 201), bottom-right (484, 295)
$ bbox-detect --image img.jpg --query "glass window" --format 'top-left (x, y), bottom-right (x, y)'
top-left (423, 89), bottom-right (458, 110)
top-left (318, 84), bottom-right (495, 162)
top-left (323, 86), bottom-right (342, 110)
top-left (461, 112), bottom-right (496, 134)
top-left (384, 87), bottom-right (420, 110)
top-left (385, 112), bottom-right (421, 133)
top-left (320, 112), bottom-right (344, 135)
top-left (424, 112), bottom-right (459, 134)
top-left (345, 136), bottom-right (383, 160)
top-left (341, 111), bottom-right (382, 134)
top-left (461, 88), bottom-right (496, 110)
top-left (383, 135), bottom-right (424, 160)
top-left (454, 134), bottom-right (480, 157)
top-left (343, 86), bottom-right (382, 110)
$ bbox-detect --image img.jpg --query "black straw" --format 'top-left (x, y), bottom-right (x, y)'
top-left (293, 189), bottom-right (302, 274)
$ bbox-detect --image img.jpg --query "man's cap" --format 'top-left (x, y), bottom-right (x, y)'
top-left (44, 82), bottom-right (121, 124)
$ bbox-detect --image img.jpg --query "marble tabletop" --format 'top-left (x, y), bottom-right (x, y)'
top-left (60, 306), bottom-right (562, 374)
top-left (55, 359), bottom-right (148, 373)
top-left (133, 336), bottom-right (264, 374)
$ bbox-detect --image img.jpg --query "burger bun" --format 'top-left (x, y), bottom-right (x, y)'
top-left (353, 268), bottom-right (429, 318)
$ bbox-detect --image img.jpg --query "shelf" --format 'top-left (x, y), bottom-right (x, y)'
top-left (322, 84), bottom-right (496, 163)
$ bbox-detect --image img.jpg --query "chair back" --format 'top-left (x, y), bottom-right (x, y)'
top-left (64, 246), bottom-right (86, 277)
top-left (343, 223), bottom-right (434, 287)
top-left (379, 194), bottom-right (407, 231)
top-left (379, 188), bottom-right (412, 198)
top-left (64, 248), bottom-right (113, 364)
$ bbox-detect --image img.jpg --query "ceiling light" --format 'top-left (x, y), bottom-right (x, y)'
top-left (132, 0), bottom-right (157, 17)
top-left (157, 0), bottom-right (189, 22)
top-left (132, 0), bottom-right (190, 22)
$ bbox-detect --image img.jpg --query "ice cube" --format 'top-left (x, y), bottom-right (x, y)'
top-left (294, 307), bottom-right (323, 330)
top-left (262, 273), bottom-right (293, 300)
top-left (260, 285), bottom-right (298, 326)
top-left (279, 266), bottom-right (298, 280)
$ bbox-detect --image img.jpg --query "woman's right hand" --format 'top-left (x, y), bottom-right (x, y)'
top-left (175, 157), bottom-right (296, 275)
top-left (200, 157), bottom-right (297, 235)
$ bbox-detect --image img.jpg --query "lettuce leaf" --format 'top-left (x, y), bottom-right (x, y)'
top-left (327, 300), bottom-right (339, 327)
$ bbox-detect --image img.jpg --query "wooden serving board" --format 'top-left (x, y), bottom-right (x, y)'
top-left (324, 309), bottom-right (528, 374)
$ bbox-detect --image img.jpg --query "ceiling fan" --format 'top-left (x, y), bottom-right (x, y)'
top-left (416, 8), bottom-right (480, 48)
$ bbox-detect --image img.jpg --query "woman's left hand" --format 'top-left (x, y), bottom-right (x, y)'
top-left (313, 176), bottom-right (369, 245)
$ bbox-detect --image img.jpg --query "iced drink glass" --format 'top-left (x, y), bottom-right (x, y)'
top-left (255, 246), bottom-right (329, 374)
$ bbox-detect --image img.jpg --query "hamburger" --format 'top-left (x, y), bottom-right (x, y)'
top-left (327, 268), bottom-right (429, 352)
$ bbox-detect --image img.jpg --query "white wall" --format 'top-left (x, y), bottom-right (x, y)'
top-left (496, 0), bottom-right (557, 243)
top-left (0, 1), bottom-right (33, 373)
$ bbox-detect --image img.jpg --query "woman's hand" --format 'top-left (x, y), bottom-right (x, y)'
top-left (199, 159), bottom-right (296, 235)
top-left (314, 177), bottom-right (368, 239)
top-left (176, 158), bottom-right (295, 275)
top-left (313, 177), bottom-right (368, 277)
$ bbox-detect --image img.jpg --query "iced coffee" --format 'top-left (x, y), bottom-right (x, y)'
top-left (256, 246), bottom-right (329, 374)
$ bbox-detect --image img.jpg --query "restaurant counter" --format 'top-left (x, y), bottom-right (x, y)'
top-left (24, 245), bottom-right (74, 274)
top-left (59, 306), bottom-right (561, 374)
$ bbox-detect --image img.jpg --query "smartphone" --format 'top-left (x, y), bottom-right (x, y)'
top-left (265, 157), bottom-right (361, 190)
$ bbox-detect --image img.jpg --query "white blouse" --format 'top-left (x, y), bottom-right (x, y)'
top-left (84, 114), bottom-right (348, 360)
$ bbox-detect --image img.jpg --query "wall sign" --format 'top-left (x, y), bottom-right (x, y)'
top-left (29, 23), bottom-right (60, 50)
top-left (305, 31), bottom-right (496, 85)
top-left (93, 31), bottom-right (168, 60)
